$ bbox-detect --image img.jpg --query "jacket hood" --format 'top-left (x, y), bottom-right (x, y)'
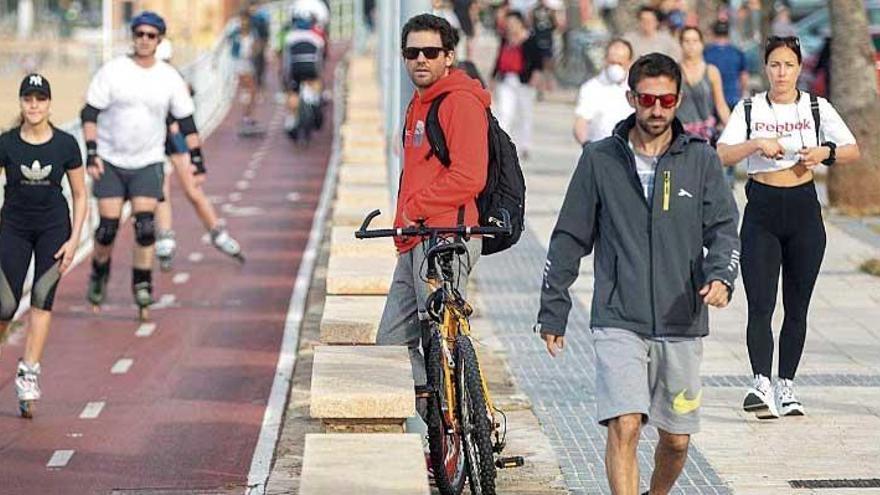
top-left (612, 114), bottom-right (704, 154)
top-left (417, 68), bottom-right (492, 107)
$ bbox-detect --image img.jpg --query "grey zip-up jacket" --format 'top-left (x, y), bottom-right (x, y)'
top-left (536, 115), bottom-right (740, 338)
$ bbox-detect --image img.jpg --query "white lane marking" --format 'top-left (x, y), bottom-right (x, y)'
top-left (151, 294), bottom-right (176, 310)
top-left (228, 192), bottom-right (243, 202)
top-left (79, 402), bottom-right (106, 419)
top-left (110, 358), bottom-right (134, 374)
top-left (135, 322), bottom-right (157, 337)
top-left (207, 195), bottom-right (224, 204)
top-left (246, 67), bottom-right (346, 495)
top-left (188, 252), bottom-right (204, 263)
top-left (47, 450), bottom-right (75, 468)
top-left (236, 180), bottom-right (250, 190)
top-left (243, 169), bottom-right (256, 179)
top-left (172, 272), bottom-right (190, 285)
top-left (221, 204), bottom-right (265, 217)
top-left (286, 192), bottom-right (301, 202)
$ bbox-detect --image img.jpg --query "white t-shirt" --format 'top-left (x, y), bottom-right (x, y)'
top-left (718, 91), bottom-right (856, 175)
top-left (575, 72), bottom-right (632, 143)
top-left (86, 56), bottom-right (194, 169)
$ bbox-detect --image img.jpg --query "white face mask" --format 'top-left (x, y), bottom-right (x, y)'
top-left (604, 63), bottom-right (627, 84)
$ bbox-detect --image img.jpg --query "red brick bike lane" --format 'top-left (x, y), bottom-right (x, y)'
top-left (0, 47), bottom-right (345, 494)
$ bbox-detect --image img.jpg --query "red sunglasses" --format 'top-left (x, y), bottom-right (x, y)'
top-left (633, 92), bottom-right (678, 109)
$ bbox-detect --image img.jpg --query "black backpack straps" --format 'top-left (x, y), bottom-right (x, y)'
top-left (810, 93), bottom-right (821, 142)
top-left (425, 93), bottom-right (451, 167)
top-left (402, 99), bottom-right (414, 149)
top-left (743, 98), bottom-right (752, 141)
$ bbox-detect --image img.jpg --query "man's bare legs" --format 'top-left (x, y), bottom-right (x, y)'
top-left (648, 430), bottom-right (690, 495)
top-left (606, 413), bottom-right (642, 494)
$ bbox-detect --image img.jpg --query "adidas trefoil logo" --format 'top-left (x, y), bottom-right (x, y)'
top-left (21, 160), bottom-right (52, 182)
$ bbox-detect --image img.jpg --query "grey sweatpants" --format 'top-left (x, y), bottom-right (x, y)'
top-left (376, 238), bottom-right (481, 387)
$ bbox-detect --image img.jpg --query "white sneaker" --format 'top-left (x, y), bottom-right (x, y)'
top-left (775, 378), bottom-right (805, 416)
top-left (743, 374), bottom-right (779, 419)
top-left (15, 361), bottom-right (41, 402)
top-left (211, 229), bottom-right (244, 261)
top-left (156, 231), bottom-right (176, 259)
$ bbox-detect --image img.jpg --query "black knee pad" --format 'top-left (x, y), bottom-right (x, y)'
top-left (133, 212), bottom-right (156, 246)
top-left (95, 217), bottom-right (120, 246)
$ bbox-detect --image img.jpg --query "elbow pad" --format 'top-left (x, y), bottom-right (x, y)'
top-left (177, 115), bottom-right (198, 136)
top-left (80, 104), bottom-right (101, 124)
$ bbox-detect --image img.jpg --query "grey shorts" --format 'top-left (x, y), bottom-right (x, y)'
top-left (93, 161), bottom-right (164, 200)
top-left (376, 238), bottom-right (482, 388)
top-left (592, 327), bottom-right (703, 435)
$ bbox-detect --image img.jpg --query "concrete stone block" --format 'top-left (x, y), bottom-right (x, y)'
top-left (309, 346), bottom-right (415, 419)
top-left (336, 184), bottom-right (389, 209)
top-left (300, 434), bottom-right (430, 495)
top-left (338, 165), bottom-right (388, 186)
top-left (342, 147), bottom-right (386, 164)
top-left (330, 227), bottom-right (395, 257)
top-left (320, 295), bottom-right (386, 344)
top-left (331, 204), bottom-right (392, 227)
top-left (325, 254), bottom-right (395, 295)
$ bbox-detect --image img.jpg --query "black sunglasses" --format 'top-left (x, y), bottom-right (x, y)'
top-left (402, 46), bottom-right (446, 60)
top-left (768, 35), bottom-right (800, 46)
top-left (134, 30), bottom-right (159, 40)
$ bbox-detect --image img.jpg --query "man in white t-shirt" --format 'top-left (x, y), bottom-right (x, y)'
top-left (80, 11), bottom-right (205, 320)
top-left (573, 39), bottom-right (634, 146)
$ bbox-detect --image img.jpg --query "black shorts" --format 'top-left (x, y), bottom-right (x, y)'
top-left (0, 219), bottom-right (70, 315)
top-left (93, 161), bottom-right (164, 200)
top-left (164, 132), bottom-right (188, 156)
top-left (454, 1), bottom-right (475, 37)
top-left (287, 64), bottom-right (320, 93)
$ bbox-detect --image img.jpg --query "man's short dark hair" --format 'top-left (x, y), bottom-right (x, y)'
top-left (606, 38), bottom-right (634, 60)
top-left (627, 53), bottom-right (682, 94)
top-left (638, 6), bottom-right (659, 19)
top-left (506, 10), bottom-right (526, 24)
top-left (401, 13), bottom-right (459, 52)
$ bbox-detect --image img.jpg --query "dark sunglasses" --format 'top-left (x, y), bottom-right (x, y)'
top-left (768, 35), bottom-right (800, 47)
top-left (402, 46), bottom-right (446, 60)
top-left (134, 30), bottom-right (159, 40)
top-left (633, 92), bottom-right (678, 109)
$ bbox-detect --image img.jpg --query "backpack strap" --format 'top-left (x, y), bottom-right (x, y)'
top-left (810, 93), bottom-right (821, 142)
top-left (743, 98), bottom-right (752, 141)
top-left (402, 99), bottom-right (414, 149)
top-left (425, 93), bottom-right (451, 167)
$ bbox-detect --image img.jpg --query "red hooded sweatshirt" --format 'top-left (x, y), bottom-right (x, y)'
top-left (396, 69), bottom-right (491, 253)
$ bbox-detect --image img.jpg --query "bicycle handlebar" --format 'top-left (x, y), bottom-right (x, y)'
top-left (355, 209), bottom-right (513, 239)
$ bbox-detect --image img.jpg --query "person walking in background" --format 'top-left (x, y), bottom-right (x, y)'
top-left (452, 0), bottom-right (477, 60)
top-left (537, 53), bottom-right (739, 495)
top-left (492, 10), bottom-right (542, 160)
top-left (704, 20), bottom-right (749, 186)
top-left (246, 0), bottom-right (271, 95)
top-left (624, 6), bottom-right (681, 61)
top-left (677, 27), bottom-right (730, 143)
top-left (573, 38), bottom-right (633, 146)
top-left (530, 0), bottom-right (566, 96)
top-left (229, 10), bottom-right (262, 135)
top-left (0, 74), bottom-right (88, 418)
top-left (717, 36), bottom-right (861, 419)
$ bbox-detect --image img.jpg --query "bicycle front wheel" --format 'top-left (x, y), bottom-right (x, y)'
top-left (456, 335), bottom-right (497, 495)
top-left (426, 332), bottom-right (467, 494)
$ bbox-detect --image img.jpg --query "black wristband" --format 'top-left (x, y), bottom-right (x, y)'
top-left (85, 140), bottom-right (98, 166)
top-left (190, 147), bottom-right (206, 174)
top-left (821, 141), bottom-right (837, 166)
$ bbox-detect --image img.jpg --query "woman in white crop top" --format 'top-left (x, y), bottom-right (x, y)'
top-left (716, 36), bottom-right (860, 420)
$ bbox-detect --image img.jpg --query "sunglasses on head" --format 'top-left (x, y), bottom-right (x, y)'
top-left (134, 30), bottom-right (159, 40)
top-left (768, 35), bottom-right (800, 47)
top-left (402, 46), bottom-right (446, 60)
top-left (633, 92), bottom-right (678, 108)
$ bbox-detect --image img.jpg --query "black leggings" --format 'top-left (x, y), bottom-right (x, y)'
top-left (741, 180), bottom-right (826, 380)
top-left (0, 220), bottom-right (70, 320)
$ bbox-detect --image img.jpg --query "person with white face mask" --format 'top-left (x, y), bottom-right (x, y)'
top-left (573, 39), bottom-right (635, 146)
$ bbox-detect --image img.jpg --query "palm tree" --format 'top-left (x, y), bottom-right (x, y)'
top-left (828, 0), bottom-right (880, 214)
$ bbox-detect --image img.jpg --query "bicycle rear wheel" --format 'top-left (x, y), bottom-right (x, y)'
top-left (426, 332), bottom-right (467, 494)
top-left (456, 335), bottom-right (497, 495)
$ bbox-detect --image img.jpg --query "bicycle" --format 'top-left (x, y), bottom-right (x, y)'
top-left (356, 209), bottom-right (524, 495)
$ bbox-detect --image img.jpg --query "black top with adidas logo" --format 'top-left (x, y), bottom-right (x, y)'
top-left (0, 126), bottom-right (82, 227)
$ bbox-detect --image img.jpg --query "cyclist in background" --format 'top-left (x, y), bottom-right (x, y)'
top-left (281, 9), bottom-right (327, 139)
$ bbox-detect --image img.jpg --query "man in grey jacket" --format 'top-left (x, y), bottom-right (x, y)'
top-left (535, 53), bottom-right (740, 495)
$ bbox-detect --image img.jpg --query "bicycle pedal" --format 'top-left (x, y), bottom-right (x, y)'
top-left (495, 456), bottom-right (524, 469)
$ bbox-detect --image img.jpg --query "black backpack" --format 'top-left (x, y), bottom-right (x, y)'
top-left (422, 92), bottom-right (526, 255)
top-left (744, 93), bottom-right (821, 141)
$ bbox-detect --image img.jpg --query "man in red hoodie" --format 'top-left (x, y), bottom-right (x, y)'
top-left (376, 12), bottom-right (490, 418)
